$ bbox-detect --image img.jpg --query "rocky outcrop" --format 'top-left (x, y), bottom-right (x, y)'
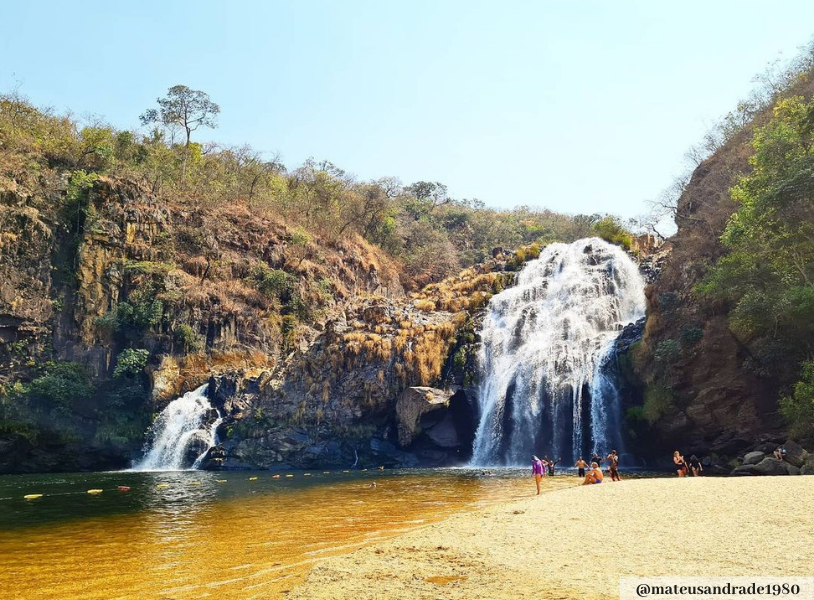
top-left (395, 386), bottom-right (453, 447)
top-left (0, 173), bottom-right (408, 472)
top-left (729, 440), bottom-right (811, 476)
top-left (631, 75), bottom-right (814, 460)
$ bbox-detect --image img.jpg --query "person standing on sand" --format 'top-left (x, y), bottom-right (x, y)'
top-left (689, 455), bottom-right (703, 476)
top-left (575, 456), bottom-right (587, 478)
top-left (606, 450), bottom-right (621, 481)
top-left (582, 462), bottom-right (604, 485)
top-left (532, 455), bottom-right (545, 495)
top-left (673, 451), bottom-right (688, 477)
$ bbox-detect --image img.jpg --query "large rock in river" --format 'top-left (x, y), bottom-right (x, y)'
top-left (396, 386), bottom-right (453, 447)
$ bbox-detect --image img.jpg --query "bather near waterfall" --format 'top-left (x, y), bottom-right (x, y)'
top-left (471, 238), bottom-right (646, 466)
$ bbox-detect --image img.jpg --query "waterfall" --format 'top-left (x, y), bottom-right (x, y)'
top-left (133, 385), bottom-right (221, 471)
top-left (471, 238), bottom-right (645, 466)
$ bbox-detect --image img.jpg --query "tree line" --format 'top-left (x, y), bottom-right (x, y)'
top-left (0, 85), bottom-right (634, 289)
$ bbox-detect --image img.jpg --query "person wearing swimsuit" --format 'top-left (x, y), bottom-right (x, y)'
top-left (582, 462), bottom-right (604, 485)
top-left (607, 450), bottom-right (621, 482)
top-left (673, 450), bottom-right (688, 477)
top-left (689, 454), bottom-right (702, 476)
top-left (532, 455), bottom-right (545, 495)
top-left (575, 457), bottom-right (587, 478)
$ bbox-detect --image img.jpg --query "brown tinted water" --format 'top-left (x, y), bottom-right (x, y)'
top-left (0, 468), bottom-right (577, 599)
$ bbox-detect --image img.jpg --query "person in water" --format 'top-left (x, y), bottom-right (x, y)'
top-left (606, 450), bottom-right (621, 482)
top-left (582, 462), bottom-right (604, 485)
top-left (673, 451), bottom-right (688, 477)
top-left (688, 455), bottom-right (703, 476)
top-left (591, 452), bottom-right (603, 468)
top-left (575, 456), bottom-right (587, 478)
top-left (532, 455), bottom-right (545, 495)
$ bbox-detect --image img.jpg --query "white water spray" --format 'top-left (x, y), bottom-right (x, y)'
top-left (471, 238), bottom-right (645, 466)
top-left (133, 385), bottom-right (221, 471)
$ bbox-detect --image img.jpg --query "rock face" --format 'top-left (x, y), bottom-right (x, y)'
top-left (630, 76), bottom-right (814, 460)
top-left (396, 387), bottom-right (452, 447)
top-left (0, 174), bottom-right (407, 472)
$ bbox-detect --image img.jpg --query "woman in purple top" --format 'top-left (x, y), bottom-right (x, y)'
top-left (532, 455), bottom-right (545, 495)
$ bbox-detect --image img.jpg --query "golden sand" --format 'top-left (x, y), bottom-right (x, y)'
top-left (289, 477), bottom-right (814, 600)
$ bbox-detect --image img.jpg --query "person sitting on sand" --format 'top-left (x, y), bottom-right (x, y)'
top-left (689, 455), bottom-right (702, 477)
top-left (673, 451), bottom-right (688, 477)
top-left (575, 456), bottom-right (587, 478)
top-left (582, 462), bottom-right (604, 485)
top-left (606, 450), bottom-right (621, 482)
top-left (532, 455), bottom-right (545, 495)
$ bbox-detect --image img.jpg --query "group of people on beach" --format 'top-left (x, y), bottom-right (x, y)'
top-left (578, 450), bottom-right (621, 485)
top-left (531, 450), bottom-right (621, 493)
top-left (672, 451), bottom-right (703, 477)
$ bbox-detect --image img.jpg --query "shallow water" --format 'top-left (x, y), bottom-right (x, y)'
top-left (0, 468), bottom-right (583, 599)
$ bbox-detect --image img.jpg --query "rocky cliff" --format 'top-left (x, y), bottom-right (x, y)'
top-left (0, 172), bottom-right (407, 471)
top-left (628, 72), bottom-right (814, 461)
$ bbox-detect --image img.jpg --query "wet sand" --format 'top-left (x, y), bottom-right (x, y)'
top-left (289, 477), bottom-right (814, 600)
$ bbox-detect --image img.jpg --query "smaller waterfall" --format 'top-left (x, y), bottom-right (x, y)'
top-left (133, 385), bottom-right (221, 471)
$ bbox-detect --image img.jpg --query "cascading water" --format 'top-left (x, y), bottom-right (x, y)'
top-left (471, 238), bottom-right (645, 466)
top-left (133, 385), bottom-right (221, 471)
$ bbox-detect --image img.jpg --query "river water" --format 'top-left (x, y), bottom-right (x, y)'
top-left (0, 468), bottom-right (576, 599)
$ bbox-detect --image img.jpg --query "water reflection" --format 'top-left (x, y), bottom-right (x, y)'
top-left (0, 469), bottom-right (579, 599)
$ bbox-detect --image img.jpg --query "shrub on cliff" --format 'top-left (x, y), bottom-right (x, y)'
top-left (780, 360), bottom-right (814, 440)
top-left (113, 349), bottom-right (150, 379)
top-left (699, 95), bottom-right (814, 384)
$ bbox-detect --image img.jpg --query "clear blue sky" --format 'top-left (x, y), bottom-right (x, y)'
top-left (3, 1), bottom-right (814, 220)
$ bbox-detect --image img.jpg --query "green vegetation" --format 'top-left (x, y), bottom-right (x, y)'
top-left (592, 216), bottom-right (634, 250)
top-left (113, 349), bottom-right (150, 379)
top-left (699, 93), bottom-right (814, 435)
top-left (1, 87), bottom-right (636, 292)
top-left (780, 360), bottom-right (814, 438)
top-left (173, 324), bottom-right (202, 353)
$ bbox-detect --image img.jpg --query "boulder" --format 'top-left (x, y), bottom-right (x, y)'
top-left (395, 386), bottom-right (452, 447)
top-left (782, 440), bottom-right (807, 468)
top-left (730, 464), bottom-right (758, 476)
top-left (743, 451), bottom-right (765, 465)
top-left (425, 413), bottom-right (461, 449)
top-left (802, 454), bottom-right (814, 475)
top-left (752, 457), bottom-right (793, 476)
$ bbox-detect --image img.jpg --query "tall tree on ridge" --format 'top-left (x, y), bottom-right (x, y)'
top-left (140, 85), bottom-right (220, 179)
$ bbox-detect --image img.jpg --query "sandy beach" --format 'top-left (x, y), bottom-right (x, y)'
top-left (289, 477), bottom-right (814, 600)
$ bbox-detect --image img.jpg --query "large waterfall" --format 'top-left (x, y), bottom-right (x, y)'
top-left (133, 385), bottom-right (222, 471)
top-left (471, 238), bottom-right (645, 466)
